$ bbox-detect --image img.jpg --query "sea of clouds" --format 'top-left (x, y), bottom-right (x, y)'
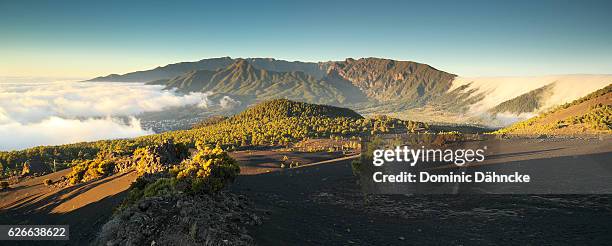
top-left (0, 79), bottom-right (212, 151)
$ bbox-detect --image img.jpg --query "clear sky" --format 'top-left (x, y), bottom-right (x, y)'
top-left (1, 0), bottom-right (611, 78)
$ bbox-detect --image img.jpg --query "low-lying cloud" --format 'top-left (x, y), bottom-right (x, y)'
top-left (449, 74), bottom-right (612, 126)
top-left (195, 93), bottom-right (241, 110)
top-left (0, 117), bottom-right (153, 151)
top-left (0, 80), bottom-right (212, 150)
top-left (219, 95), bottom-right (241, 109)
top-left (0, 81), bottom-right (208, 124)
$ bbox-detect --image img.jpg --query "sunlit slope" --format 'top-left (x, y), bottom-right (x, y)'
top-left (495, 84), bottom-right (612, 135)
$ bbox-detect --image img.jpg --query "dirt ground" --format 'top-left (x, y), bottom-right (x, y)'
top-left (1, 137), bottom-right (611, 245)
top-left (232, 137), bottom-right (612, 245)
top-left (0, 149), bottom-right (346, 245)
top-left (0, 169), bottom-right (138, 245)
top-left (230, 149), bottom-right (346, 175)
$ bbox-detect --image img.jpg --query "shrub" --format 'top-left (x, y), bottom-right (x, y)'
top-left (142, 178), bottom-right (175, 198)
top-left (351, 159), bottom-right (362, 176)
top-left (66, 141), bottom-right (189, 185)
top-left (67, 161), bottom-right (89, 184)
top-left (118, 173), bottom-right (171, 210)
top-left (432, 132), bottom-right (463, 146)
top-left (117, 144), bottom-right (240, 210)
top-left (174, 143), bottom-right (240, 194)
top-left (65, 151), bottom-right (122, 184)
top-left (83, 159), bottom-right (117, 182)
top-left (133, 140), bottom-right (188, 175)
top-left (0, 181), bottom-right (9, 190)
top-left (133, 147), bottom-right (165, 175)
top-left (289, 161), bottom-right (300, 168)
top-left (21, 162), bottom-right (30, 176)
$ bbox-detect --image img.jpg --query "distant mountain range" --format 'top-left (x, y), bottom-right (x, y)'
top-left (146, 59), bottom-right (368, 105)
top-left (87, 57), bottom-right (612, 126)
top-left (88, 57), bottom-right (329, 82)
top-left (89, 57), bottom-right (457, 110)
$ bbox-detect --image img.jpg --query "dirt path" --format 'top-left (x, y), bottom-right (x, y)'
top-left (0, 171), bottom-right (138, 245)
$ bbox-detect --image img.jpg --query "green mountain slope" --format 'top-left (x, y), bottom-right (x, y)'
top-left (489, 83), bottom-right (556, 114)
top-left (156, 60), bottom-right (369, 105)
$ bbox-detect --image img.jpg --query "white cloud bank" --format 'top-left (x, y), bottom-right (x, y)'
top-left (449, 74), bottom-right (612, 126)
top-left (0, 80), bottom-right (211, 151)
top-left (0, 117), bottom-right (153, 151)
top-left (0, 81), bottom-right (208, 123)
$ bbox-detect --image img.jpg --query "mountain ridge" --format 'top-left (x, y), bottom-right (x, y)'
top-left (151, 59), bottom-right (369, 105)
top-left (87, 57), bottom-right (612, 126)
top-left (88, 57), bottom-right (332, 82)
top-left (135, 57), bottom-right (457, 108)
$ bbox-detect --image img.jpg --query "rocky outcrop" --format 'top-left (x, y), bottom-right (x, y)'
top-left (94, 192), bottom-right (261, 246)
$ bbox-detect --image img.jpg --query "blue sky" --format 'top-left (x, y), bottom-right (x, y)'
top-left (1, 0), bottom-right (611, 77)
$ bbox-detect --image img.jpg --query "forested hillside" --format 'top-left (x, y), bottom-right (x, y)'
top-left (489, 83), bottom-right (556, 114)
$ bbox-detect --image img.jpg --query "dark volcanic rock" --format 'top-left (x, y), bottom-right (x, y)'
top-left (95, 192), bottom-right (260, 246)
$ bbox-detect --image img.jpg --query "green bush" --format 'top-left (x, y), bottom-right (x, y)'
top-left (117, 145), bottom-right (240, 211)
top-left (174, 143), bottom-right (240, 194)
top-left (351, 159), bottom-right (362, 176)
top-left (68, 161), bottom-right (89, 184)
top-left (67, 141), bottom-right (188, 185)
top-left (21, 162), bottom-right (30, 176)
top-left (142, 178), bottom-right (175, 197)
top-left (118, 173), bottom-right (171, 210)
